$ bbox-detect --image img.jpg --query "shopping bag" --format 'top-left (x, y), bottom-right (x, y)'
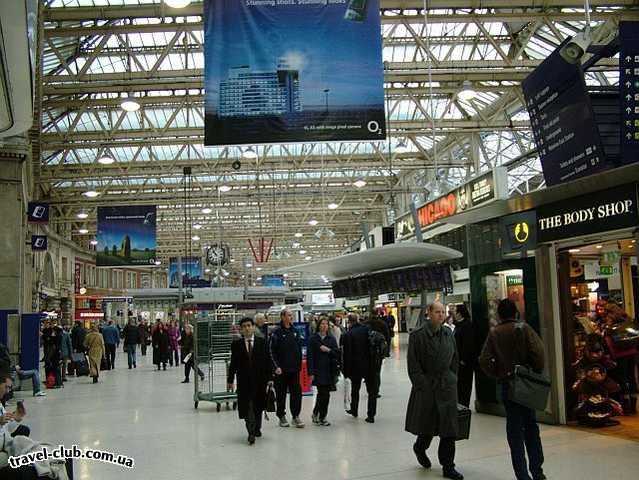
top-left (456, 404), bottom-right (472, 440)
top-left (343, 377), bottom-right (351, 411)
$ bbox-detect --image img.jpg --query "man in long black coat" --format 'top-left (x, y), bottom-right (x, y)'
top-left (228, 317), bottom-right (272, 445)
top-left (405, 302), bottom-right (463, 480)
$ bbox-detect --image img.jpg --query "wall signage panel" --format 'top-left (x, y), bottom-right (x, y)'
top-left (537, 183), bottom-right (639, 242)
top-left (620, 21), bottom-right (639, 164)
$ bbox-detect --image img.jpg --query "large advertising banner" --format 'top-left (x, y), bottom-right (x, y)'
top-left (169, 257), bottom-right (211, 288)
top-left (204, 0), bottom-right (386, 145)
top-left (96, 206), bottom-right (157, 267)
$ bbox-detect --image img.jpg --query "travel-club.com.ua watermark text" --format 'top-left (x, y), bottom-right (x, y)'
top-left (9, 444), bottom-right (134, 469)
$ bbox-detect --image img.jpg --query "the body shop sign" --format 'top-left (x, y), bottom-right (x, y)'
top-left (537, 183), bottom-right (639, 242)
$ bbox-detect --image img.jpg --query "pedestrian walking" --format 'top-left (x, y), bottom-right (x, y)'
top-left (101, 320), bottom-right (120, 370)
top-left (180, 323), bottom-right (204, 383)
top-left (479, 299), bottom-right (546, 480)
top-left (138, 320), bottom-right (150, 356)
top-left (308, 317), bottom-right (340, 426)
top-left (227, 317), bottom-right (272, 445)
top-left (60, 323), bottom-right (73, 381)
top-left (454, 304), bottom-right (477, 408)
top-left (84, 323), bottom-right (105, 384)
top-left (122, 318), bottom-right (140, 369)
top-left (152, 321), bottom-right (170, 371)
top-left (168, 320), bottom-right (180, 367)
top-left (269, 308), bottom-right (305, 428)
top-left (406, 302), bottom-right (463, 480)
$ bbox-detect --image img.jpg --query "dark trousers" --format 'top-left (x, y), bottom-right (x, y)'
top-left (105, 344), bottom-right (116, 369)
top-left (313, 385), bottom-right (331, 420)
top-left (457, 364), bottom-right (474, 408)
top-left (141, 342), bottom-right (147, 356)
top-left (245, 399), bottom-right (264, 436)
top-left (275, 371), bottom-right (302, 419)
top-left (169, 348), bottom-right (179, 367)
top-left (501, 384), bottom-right (544, 480)
top-left (415, 435), bottom-right (456, 469)
top-left (350, 373), bottom-right (379, 418)
top-left (125, 344), bottom-right (137, 368)
top-left (184, 358), bottom-right (204, 381)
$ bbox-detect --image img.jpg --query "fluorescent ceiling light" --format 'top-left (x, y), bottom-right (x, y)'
top-left (97, 156), bottom-right (114, 165)
top-left (83, 190), bottom-right (99, 198)
top-left (299, 250), bottom-right (307, 255)
top-left (89, 240), bottom-right (98, 246)
top-left (78, 228), bottom-right (89, 234)
top-left (292, 242), bottom-right (301, 248)
top-left (245, 263), bottom-right (253, 268)
top-left (77, 212), bottom-right (88, 219)
top-left (595, 245), bottom-right (603, 249)
top-left (568, 248), bottom-right (581, 253)
top-left (256, 267), bottom-right (262, 271)
top-left (242, 146), bottom-right (258, 159)
top-left (294, 232), bottom-right (303, 238)
top-left (164, 0), bottom-right (191, 7)
top-left (327, 202), bottom-right (339, 210)
top-left (191, 235), bottom-right (200, 241)
top-left (218, 184), bottom-right (232, 193)
top-left (308, 219), bottom-right (319, 226)
top-left (204, 268), bottom-right (211, 273)
top-left (193, 224), bottom-right (202, 230)
top-left (120, 94), bottom-right (140, 112)
top-left (458, 80), bottom-right (476, 101)
top-left (201, 207), bottom-right (212, 214)
top-left (353, 179), bottom-right (367, 188)
top-left (305, 256), bottom-right (312, 261)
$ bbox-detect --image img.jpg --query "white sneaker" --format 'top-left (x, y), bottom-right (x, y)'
top-left (34, 391), bottom-right (47, 397)
top-left (292, 417), bottom-right (305, 428)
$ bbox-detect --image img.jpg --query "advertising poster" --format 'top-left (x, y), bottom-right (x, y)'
top-left (96, 206), bottom-right (157, 267)
top-left (169, 257), bottom-right (211, 288)
top-left (204, 0), bottom-right (386, 145)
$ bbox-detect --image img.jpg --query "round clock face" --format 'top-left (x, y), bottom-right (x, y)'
top-left (206, 244), bottom-right (229, 265)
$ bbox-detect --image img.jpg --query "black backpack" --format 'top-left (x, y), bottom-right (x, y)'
top-left (368, 330), bottom-right (389, 365)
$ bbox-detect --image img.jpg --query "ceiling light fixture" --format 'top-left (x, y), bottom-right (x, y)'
top-left (242, 146), bottom-right (258, 159)
top-left (164, 0), bottom-right (191, 8)
top-left (299, 250), bottom-right (307, 255)
top-left (191, 235), bottom-right (200, 241)
top-left (89, 240), bottom-right (98, 246)
top-left (201, 207), bottom-right (212, 214)
top-left (218, 184), bottom-right (232, 193)
top-left (245, 262), bottom-right (253, 268)
top-left (568, 248), bottom-right (581, 253)
top-left (327, 202), bottom-right (339, 210)
top-left (97, 156), bottom-right (114, 165)
top-left (83, 190), bottom-right (99, 198)
top-left (77, 212), bottom-right (88, 219)
top-left (308, 219), bottom-right (319, 226)
top-left (193, 224), bottom-right (202, 230)
top-left (292, 242), bottom-right (301, 248)
top-left (305, 256), bottom-right (312, 261)
top-left (256, 267), bottom-right (262, 271)
top-left (204, 268), bottom-right (211, 273)
top-left (353, 178), bottom-right (367, 188)
top-left (395, 138), bottom-right (409, 153)
top-left (78, 228), bottom-right (89, 234)
top-left (458, 80), bottom-right (477, 101)
top-left (294, 232), bottom-right (303, 238)
top-left (154, 260), bottom-right (162, 266)
top-left (595, 245), bottom-right (603, 249)
top-left (120, 93), bottom-right (140, 112)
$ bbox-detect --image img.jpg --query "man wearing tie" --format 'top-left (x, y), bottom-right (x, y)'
top-left (228, 317), bottom-right (272, 445)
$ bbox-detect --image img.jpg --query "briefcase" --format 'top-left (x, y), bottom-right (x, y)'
top-left (509, 365), bottom-right (551, 411)
top-left (265, 384), bottom-right (276, 413)
top-left (456, 404), bottom-right (472, 440)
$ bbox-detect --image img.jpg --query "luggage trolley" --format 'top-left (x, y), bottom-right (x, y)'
top-left (193, 309), bottom-right (241, 411)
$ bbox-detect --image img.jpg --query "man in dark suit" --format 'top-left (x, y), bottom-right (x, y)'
top-left (342, 313), bottom-right (379, 423)
top-left (228, 317), bottom-right (272, 445)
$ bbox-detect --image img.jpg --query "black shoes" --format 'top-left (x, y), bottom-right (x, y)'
top-left (345, 409), bottom-right (358, 418)
top-left (533, 475), bottom-right (547, 480)
top-left (365, 417), bottom-right (375, 423)
top-left (413, 443), bottom-right (431, 469)
top-left (255, 431), bottom-right (262, 437)
top-left (247, 435), bottom-right (255, 445)
top-left (181, 379), bottom-right (190, 383)
top-left (443, 467), bottom-right (464, 480)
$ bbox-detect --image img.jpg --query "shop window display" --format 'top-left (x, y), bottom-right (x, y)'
top-left (565, 239), bottom-right (639, 428)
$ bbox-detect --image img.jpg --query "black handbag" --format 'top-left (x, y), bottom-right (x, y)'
top-left (508, 365), bottom-right (551, 411)
top-left (456, 404), bottom-right (472, 440)
top-left (265, 384), bottom-right (276, 413)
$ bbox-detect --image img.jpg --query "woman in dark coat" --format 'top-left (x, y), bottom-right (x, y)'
top-left (308, 317), bottom-right (340, 426)
top-left (405, 302), bottom-right (462, 480)
top-left (179, 323), bottom-right (204, 383)
top-left (152, 321), bottom-right (169, 371)
top-left (454, 304), bottom-right (477, 408)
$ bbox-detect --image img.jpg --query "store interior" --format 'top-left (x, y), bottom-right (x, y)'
top-left (560, 237), bottom-right (639, 440)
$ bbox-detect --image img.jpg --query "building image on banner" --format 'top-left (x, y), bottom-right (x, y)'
top-left (204, 0), bottom-right (385, 145)
top-left (96, 206), bottom-right (157, 267)
top-left (169, 257), bottom-right (211, 288)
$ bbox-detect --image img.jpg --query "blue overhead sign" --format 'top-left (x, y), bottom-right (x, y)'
top-left (522, 40), bottom-right (606, 186)
top-left (620, 22), bottom-right (639, 164)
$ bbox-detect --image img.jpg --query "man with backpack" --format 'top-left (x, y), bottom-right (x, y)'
top-left (342, 313), bottom-right (384, 423)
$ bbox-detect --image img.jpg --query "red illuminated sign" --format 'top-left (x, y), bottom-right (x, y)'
top-left (417, 193), bottom-right (458, 227)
